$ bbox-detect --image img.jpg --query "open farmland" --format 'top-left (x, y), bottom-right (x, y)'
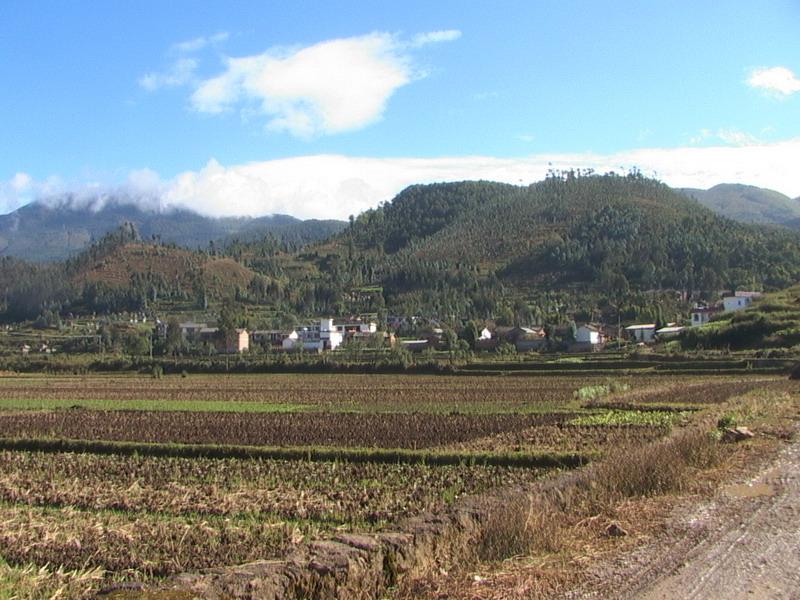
top-left (0, 372), bottom-right (792, 597)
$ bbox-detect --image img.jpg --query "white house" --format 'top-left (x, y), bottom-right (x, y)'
top-left (625, 324), bottom-right (656, 343)
top-left (690, 306), bottom-right (720, 327)
top-left (253, 330), bottom-right (298, 348)
top-left (575, 324), bottom-right (602, 345)
top-left (656, 325), bottom-right (684, 339)
top-left (722, 291), bottom-right (762, 313)
top-left (334, 319), bottom-right (378, 336)
top-left (478, 327), bottom-right (492, 340)
top-left (283, 318), bottom-right (344, 352)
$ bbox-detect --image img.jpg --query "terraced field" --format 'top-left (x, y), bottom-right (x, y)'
top-left (0, 372), bottom-right (787, 597)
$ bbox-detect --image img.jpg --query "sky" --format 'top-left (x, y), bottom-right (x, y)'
top-left (1, 0), bottom-right (799, 219)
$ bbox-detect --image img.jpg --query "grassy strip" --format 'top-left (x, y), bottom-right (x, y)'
top-left (569, 409), bottom-right (691, 427)
top-left (0, 437), bottom-right (594, 470)
top-left (0, 398), bottom-right (310, 413)
top-left (0, 397), bottom-right (577, 415)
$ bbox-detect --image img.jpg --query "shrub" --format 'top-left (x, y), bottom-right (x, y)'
top-left (478, 494), bottom-right (560, 561)
top-left (716, 413), bottom-right (737, 429)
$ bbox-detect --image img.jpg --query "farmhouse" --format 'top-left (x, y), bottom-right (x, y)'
top-left (572, 324), bottom-right (605, 351)
top-left (334, 318), bottom-right (378, 337)
top-left (178, 321), bottom-right (207, 341)
top-left (400, 339), bottom-right (431, 352)
top-left (722, 291), bottom-right (762, 313)
top-left (196, 327), bottom-right (250, 353)
top-left (690, 306), bottom-right (720, 327)
top-left (656, 325), bottom-right (685, 339)
top-left (625, 323), bottom-right (656, 343)
top-left (283, 318), bottom-right (344, 352)
top-left (251, 329), bottom-right (299, 349)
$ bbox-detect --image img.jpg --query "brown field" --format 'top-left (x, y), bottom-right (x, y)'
top-left (0, 372), bottom-right (786, 595)
top-left (0, 450), bottom-right (540, 577)
top-left (0, 410), bottom-right (572, 448)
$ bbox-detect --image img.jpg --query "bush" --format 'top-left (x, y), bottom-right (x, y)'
top-left (716, 413), bottom-right (737, 429)
top-left (477, 494), bottom-right (560, 561)
top-left (588, 427), bottom-right (720, 500)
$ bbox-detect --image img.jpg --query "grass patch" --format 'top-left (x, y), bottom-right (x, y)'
top-left (570, 409), bottom-right (689, 427)
top-left (0, 558), bottom-right (103, 600)
top-left (0, 398), bottom-right (309, 413)
top-left (573, 381), bottom-right (630, 403)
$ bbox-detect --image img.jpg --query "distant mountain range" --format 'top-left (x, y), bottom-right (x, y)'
top-left (1, 181), bottom-right (798, 263)
top-left (679, 184), bottom-right (800, 227)
top-left (0, 197), bottom-right (346, 262)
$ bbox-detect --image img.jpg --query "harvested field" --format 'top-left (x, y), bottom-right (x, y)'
top-left (0, 450), bottom-right (540, 524)
top-left (593, 378), bottom-right (788, 408)
top-left (0, 372), bottom-right (587, 403)
top-left (0, 450), bottom-right (541, 580)
top-left (442, 423), bottom-right (668, 453)
top-left (0, 372), bottom-right (787, 597)
top-left (0, 502), bottom-right (294, 578)
top-left (0, 411), bottom-right (572, 449)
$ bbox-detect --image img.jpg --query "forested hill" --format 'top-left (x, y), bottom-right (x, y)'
top-left (679, 184), bottom-right (800, 227)
top-left (299, 172), bottom-right (800, 319)
top-left (3, 172), bottom-right (800, 326)
top-left (338, 173), bottom-right (800, 285)
top-left (0, 196), bottom-right (346, 262)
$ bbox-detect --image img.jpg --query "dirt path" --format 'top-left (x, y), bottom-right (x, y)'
top-left (579, 430), bottom-right (800, 599)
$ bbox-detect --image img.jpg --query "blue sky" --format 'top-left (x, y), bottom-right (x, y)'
top-left (1, 1), bottom-right (799, 218)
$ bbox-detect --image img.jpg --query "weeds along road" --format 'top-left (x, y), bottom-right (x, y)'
top-left (602, 427), bottom-right (800, 599)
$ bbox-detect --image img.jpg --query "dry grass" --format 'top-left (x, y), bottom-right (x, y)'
top-left (477, 494), bottom-right (561, 562)
top-left (0, 559), bottom-right (104, 600)
top-left (398, 385), bottom-right (799, 599)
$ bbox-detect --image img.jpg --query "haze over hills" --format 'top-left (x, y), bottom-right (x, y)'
top-left (0, 196), bottom-right (346, 262)
top-left (679, 184), bottom-right (800, 227)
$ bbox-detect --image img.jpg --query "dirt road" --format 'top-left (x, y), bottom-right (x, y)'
top-left (581, 431), bottom-right (800, 599)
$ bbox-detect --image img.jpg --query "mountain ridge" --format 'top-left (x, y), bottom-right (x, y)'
top-left (679, 183), bottom-right (800, 227)
top-left (0, 197), bottom-right (347, 262)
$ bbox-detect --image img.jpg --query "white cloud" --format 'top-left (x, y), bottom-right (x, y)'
top-left (190, 30), bottom-right (460, 137)
top-left (139, 57), bottom-right (198, 91)
top-left (410, 29), bottom-right (462, 47)
top-left (158, 138), bottom-right (800, 219)
top-left (139, 32), bottom-right (229, 92)
top-left (689, 128), bottom-right (761, 146)
top-left (10, 172), bottom-right (32, 191)
top-left (172, 32), bottom-right (229, 54)
top-left (747, 66), bottom-right (800, 97)
top-left (0, 172), bottom-right (64, 214)
top-left (7, 139), bottom-right (800, 219)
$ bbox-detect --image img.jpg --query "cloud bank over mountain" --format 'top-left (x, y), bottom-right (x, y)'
top-left (3, 138), bottom-right (799, 219)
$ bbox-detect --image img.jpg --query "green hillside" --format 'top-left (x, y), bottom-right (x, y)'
top-left (3, 173), bottom-right (800, 329)
top-left (682, 285), bottom-right (800, 350)
top-left (314, 173), bottom-right (800, 318)
top-left (680, 184), bottom-right (800, 226)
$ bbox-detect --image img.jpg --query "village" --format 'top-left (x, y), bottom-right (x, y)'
top-left (121, 289), bottom-right (762, 357)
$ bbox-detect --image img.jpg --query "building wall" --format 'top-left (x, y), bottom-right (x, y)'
top-left (723, 296), bottom-right (751, 312)
top-left (575, 328), bottom-right (599, 344)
